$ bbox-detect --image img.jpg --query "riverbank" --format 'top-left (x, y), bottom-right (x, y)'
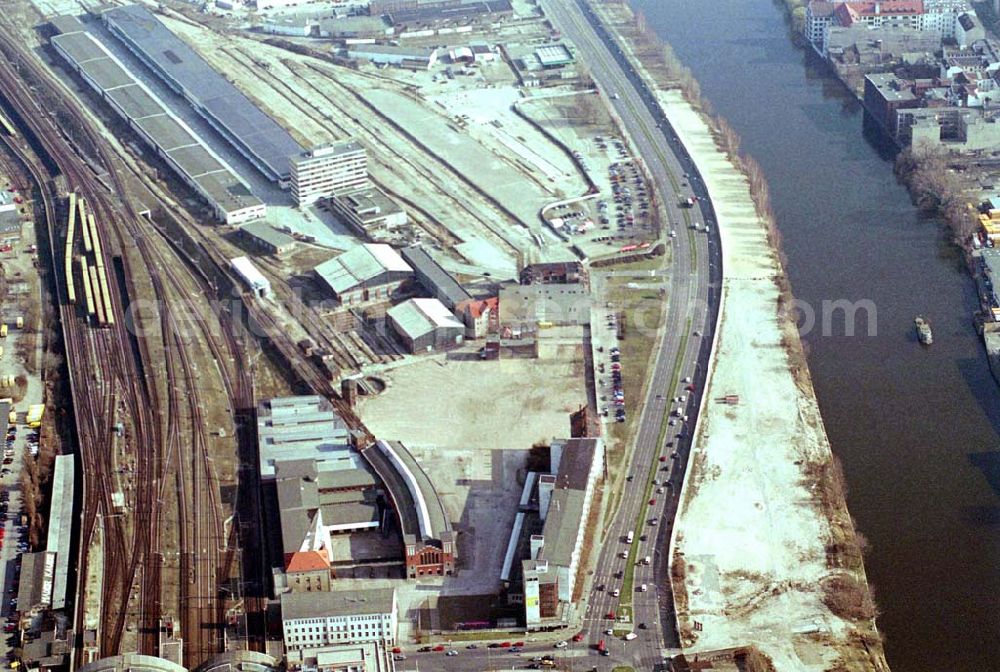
top-left (595, 1), bottom-right (887, 668)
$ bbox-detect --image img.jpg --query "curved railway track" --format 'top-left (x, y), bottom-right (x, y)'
top-left (0, 26), bottom-right (247, 666)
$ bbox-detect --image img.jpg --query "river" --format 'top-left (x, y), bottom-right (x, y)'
top-left (631, 0), bottom-right (1000, 668)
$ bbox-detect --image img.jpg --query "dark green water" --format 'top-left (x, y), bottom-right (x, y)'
top-left (633, 0), bottom-right (1000, 668)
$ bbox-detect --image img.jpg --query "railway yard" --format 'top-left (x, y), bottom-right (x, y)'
top-left (0, 0), bottom-right (700, 670)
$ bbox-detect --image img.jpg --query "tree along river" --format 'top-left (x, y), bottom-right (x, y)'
top-left (633, 0), bottom-right (1000, 668)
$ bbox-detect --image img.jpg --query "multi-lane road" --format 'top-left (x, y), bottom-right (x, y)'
top-left (419, 1), bottom-right (724, 670)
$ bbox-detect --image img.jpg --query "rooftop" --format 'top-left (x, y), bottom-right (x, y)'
top-left (551, 438), bottom-right (601, 492)
top-left (314, 243), bottom-right (412, 295)
top-left (401, 245), bottom-right (472, 307)
top-left (77, 655), bottom-right (187, 672)
top-left (257, 396), bottom-right (353, 479)
top-left (102, 4), bottom-right (302, 181)
top-left (498, 284), bottom-right (590, 326)
top-left (535, 44), bottom-right (574, 67)
top-left (537, 489), bottom-right (585, 568)
top-left (370, 440), bottom-right (451, 542)
top-left (280, 587), bottom-right (396, 620)
top-left (292, 140), bottom-right (365, 165)
top-left (48, 14), bottom-right (86, 35)
top-left (48, 455), bottom-right (75, 610)
top-left (335, 186), bottom-right (404, 220)
top-left (239, 220), bottom-right (296, 250)
top-left (866, 73), bottom-right (918, 102)
top-left (387, 298), bottom-right (463, 340)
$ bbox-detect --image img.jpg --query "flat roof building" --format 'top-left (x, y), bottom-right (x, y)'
top-left (50, 22), bottom-right (266, 224)
top-left (327, 185), bottom-right (408, 243)
top-left (257, 396), bottom-right (354, 480)
top-left (281, 588), bottom-right (397, 648)
top-left (314, 243), bottom-right (412, 306)
top-left (48, 454), bottom-right (75, 610)
top-left (499, 284), bottom-right (590, 334)
top-left (386, 297), bottom-right (464, 353)
top-left (103, 4), bottom-right (303, 184)
top-left (290, 141), bottom-right (368, 206)
top-left (535, 44), bottom-right (574, 68)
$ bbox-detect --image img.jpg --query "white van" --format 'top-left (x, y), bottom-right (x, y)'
top-left (624, 632), bottom-right (638, 641)
top-left (639, 584), bottom-right (648, 592)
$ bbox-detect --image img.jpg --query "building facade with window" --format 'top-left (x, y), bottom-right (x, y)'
top-left (281, 588), bottom-right (397, 650)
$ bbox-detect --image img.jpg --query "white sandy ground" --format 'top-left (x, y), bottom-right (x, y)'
top-left (661, 90), bottom-right (876, 669)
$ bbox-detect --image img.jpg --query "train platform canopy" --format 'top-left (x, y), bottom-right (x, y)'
top-left (102, 4), bottom-right (303, 182)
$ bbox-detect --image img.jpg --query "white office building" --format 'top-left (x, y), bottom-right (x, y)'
top-left (290, 141), bottom-right (368, 206)
top-left (281, 588), bottom-right (398, 649)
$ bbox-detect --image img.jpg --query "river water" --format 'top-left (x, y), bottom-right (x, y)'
top-left (632, 0), bottom-right (1000, 668)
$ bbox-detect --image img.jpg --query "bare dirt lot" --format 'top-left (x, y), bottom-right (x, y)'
top-left (357, 347), bottom-right (587, 595)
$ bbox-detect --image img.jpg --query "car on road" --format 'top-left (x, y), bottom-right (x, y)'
top-left (513, 642), bottom-right (524, 647)
top-left (611, 589), bottom-right (620, 597)
top-left (500, 642), bottom-right (512, 648)
top-left (624, 632), bottom-right (638, 641)
top-left (446, 650), bottom-right (459, 656)
top-left (572, 632), bottom-right (585, 642)
top-left (487, 643), bottom-right (501, 649)
top-left (393, 655), bottom-right (406, 661)
top-left (648, 499), bottom-right (656, 505)
top-left (466, 644), bottom-right (478, 649)
top-left (432, 645), bottom-right (445, 652)
top-left (510, 647), bottom-right (522, 653)
top-left (554, 641), bottom-right (567, 649)
top-left (657, 487), bottom-right (664, 493)
top-left (659, 455), bottom-right (667, 462)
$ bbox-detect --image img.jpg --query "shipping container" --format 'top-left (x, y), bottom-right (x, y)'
top-left (14, 316), bottom-right (22, 329)
top-left (0, 325), bottom-right (7, 338)
top-left (25, 404), bottom-right (43, 428)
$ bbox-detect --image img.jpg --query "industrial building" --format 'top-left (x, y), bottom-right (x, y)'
top-left (369, 0), bottom-right (513, 24)
top-left (231, 256), bottom-right (272, 298)
top-left (274, 458), bottom-right (383, 576)
top-left (50, 18), bottom-right (266, 224)
top-left (534, 44), bottom-right (575, 69)
top-left (520, 261), bottom-right (589, 288)
top-left (236, 221), bottom-right (297, 256)
top-left (400, 245), bottom-right (471, 310)
top-left (314, 244), bottom-right (413, 306)
top-left (256, 396), bottom-right (354, 480)
top-left (386, 297), bottom-right (464, 353)
top-left (344, 45), bottom-right (439, 69)
top-left (48, 454), bottom-right (75, 610)
top-left (369, 440), bottom-right (455, 578)
top-left (103, 4), bottom-right (303, 184)
top-left (326, 186), bottom-right (408, 243)
top-left (16, 454), bottom-right (75, 619)
top-left (290, 141), bottom-right (368, 206)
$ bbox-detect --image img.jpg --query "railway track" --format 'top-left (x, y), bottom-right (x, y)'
top-left (0, 26), bottom-right (244, 666)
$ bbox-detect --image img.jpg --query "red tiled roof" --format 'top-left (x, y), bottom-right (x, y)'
top-left (286, 549), bottom-right (329, 573)
top-left (457, 297), bottom-right (497, 319)
top-left (835, 0), bottom-right (923, 24)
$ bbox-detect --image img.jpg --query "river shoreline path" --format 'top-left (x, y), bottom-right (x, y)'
top-left (590, 2), bottom-right (887, 667)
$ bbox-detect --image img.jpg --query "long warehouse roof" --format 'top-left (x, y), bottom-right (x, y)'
top-left (103, 4), bottom-right (302, 181)
top-left (50, 24), bottom-right (264, 219)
